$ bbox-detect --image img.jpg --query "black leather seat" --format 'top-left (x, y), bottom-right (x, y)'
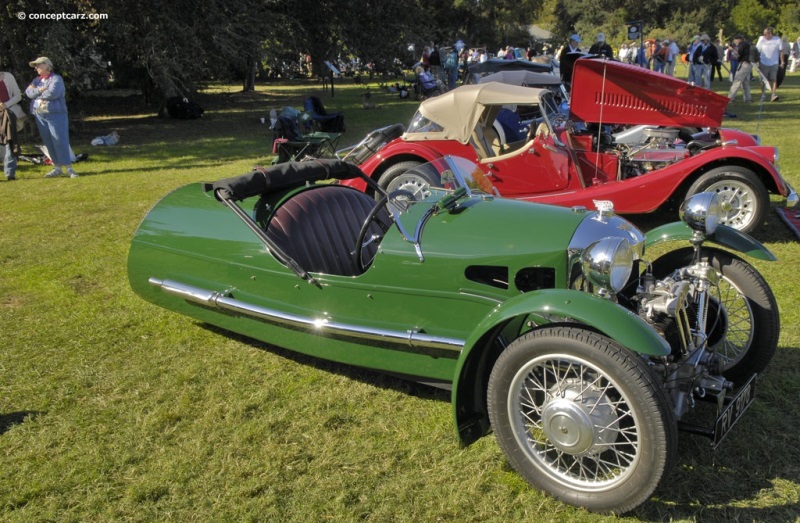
top-left (265, 185), bottom-right (388, 276)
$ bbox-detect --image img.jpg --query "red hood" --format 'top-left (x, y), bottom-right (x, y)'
top-left (569, 58), bottom-right (729, 128)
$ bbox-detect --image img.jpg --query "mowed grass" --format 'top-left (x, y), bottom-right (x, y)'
top-left (1, 74), bottom-right (799, 522)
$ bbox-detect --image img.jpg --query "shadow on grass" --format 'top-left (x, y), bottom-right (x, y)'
top-left (0, 411), bottom-right (41, 435)
top-left (633, 344), bottom-right (800, 521)
top-left (203, 317), bottom-right (800, 520)
top-left (199, 323), bottom-right (452, 402)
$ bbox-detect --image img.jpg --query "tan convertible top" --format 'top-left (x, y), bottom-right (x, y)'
top-left (477, 70), bottom-right (561, 87)
top-left (404, 82), bottom-right (545, 144)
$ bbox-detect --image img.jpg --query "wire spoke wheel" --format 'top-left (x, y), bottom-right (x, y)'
top-left (488, 327), bottom-right (676, 514)
top-left (652, 248), bottom-right (779, 384)
top-left (512, 354), bottom-right (640, 488)
top-left (707, 273), bottom-right (755, 370)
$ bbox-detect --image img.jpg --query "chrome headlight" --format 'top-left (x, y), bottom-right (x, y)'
top-left (680, 192), bottom-right (721, 235)
top-left (580, 237), bottom-right (633, 294)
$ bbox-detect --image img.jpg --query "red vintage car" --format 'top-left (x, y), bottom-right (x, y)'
top-left (343, 58), bottom-right (796, 234)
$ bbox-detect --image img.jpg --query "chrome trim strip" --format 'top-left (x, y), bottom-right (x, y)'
top-left (149, 278), bottom-right (464, 356)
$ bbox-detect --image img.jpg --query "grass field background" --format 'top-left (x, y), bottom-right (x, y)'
top-left (1, 73), bottom-right (799, 522)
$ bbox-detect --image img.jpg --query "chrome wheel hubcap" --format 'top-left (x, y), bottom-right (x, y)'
top-left (541, 380), bottom-right (619, 456)
top-left (703, 179), bottom-right (756, 230)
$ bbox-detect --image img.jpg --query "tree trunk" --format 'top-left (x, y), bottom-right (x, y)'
top-left (243, 60), bottom-right (257, 92)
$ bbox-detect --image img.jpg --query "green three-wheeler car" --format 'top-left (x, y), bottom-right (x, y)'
top-left (128, 156), bottom-right (778, 514)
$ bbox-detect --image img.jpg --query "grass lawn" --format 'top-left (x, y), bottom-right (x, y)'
top-left (1, 73), bottom-right (799, 522)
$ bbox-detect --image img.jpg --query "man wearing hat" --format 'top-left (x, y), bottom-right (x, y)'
top-left (25, 57), bottom-right (77, 178)
top-left (728, 35), bottom-right (754, 103)
top-left (589, 33), bottom-right (614, 59)
top-left (687, 35), bottom-right (702, 83)
top-left (690, 34), bottom-right (715, 88)
top-left (700, 35), bottom-right (719, 88)
top-left (558, 34), bottom-right (582, 90)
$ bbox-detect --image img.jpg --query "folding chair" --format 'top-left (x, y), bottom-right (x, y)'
top-left (303, 96), bottom-right (346, 133)
top-left (271, 116), bottom-right (341, 163)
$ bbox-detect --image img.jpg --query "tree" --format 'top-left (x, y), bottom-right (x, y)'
top-left (731, 0), bottom-right (774, 38)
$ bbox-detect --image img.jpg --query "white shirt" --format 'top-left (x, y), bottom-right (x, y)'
top-left (756, 36), bottom-right (783, 66)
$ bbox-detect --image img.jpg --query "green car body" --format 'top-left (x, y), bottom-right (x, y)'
top-left (129, 180), bottom-right (668, 380)
top-left (128, 157), bottom-right (778, 514)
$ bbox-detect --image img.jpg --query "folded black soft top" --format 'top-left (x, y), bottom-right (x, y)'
top-left (207, 159), bottom-right (365, 201)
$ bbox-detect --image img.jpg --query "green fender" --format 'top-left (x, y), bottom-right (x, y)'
top-left (451, 288), bottom-right (670, 445)
top-left (646, 222), bottom-right (777, 261)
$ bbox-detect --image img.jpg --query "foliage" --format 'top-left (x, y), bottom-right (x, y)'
top-left (0, 0), bottom-right (795, 105)
top-left (731, 0), bottom-right (776, 38)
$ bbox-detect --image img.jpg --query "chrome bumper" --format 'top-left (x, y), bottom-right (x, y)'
top-left (787, 182), bottom-right (798, 208)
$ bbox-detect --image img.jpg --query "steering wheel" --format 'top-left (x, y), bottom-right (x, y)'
top-left (354, 190), bottom-right (417, 272)
top-left (550, 112), bottom-right (567, 127)
top-left (529, 122), bottom-right (550, 141)
top-left (354, 195), bottom-right (391, 273)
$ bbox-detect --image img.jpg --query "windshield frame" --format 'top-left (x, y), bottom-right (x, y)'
top-left (386, 156), bottom-right (494, 261)
top-left (538, 90), bottom-right (567, 147)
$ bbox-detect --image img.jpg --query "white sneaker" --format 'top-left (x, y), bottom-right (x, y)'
top-left (67, 168), bottom-right (79, 178)
top-left (760, 94), bottom-right (766, 101)
top-left (44, 168), bottom-right (63, 178)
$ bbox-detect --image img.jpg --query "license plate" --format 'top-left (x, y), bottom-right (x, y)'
top-left (713, 373), bottom-right (757, 449)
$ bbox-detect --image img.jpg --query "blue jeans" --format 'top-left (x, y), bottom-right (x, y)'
top-left (34, 111), bottom-right (72, 166)
top-left (4, 143), bottom-right (16, 179)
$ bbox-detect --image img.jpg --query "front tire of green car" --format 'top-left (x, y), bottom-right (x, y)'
top-left (487, 326), bottom-right (677, 514)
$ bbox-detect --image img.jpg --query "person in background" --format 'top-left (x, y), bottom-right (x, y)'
top-left (558, 34), bottom-right (582, 90)
top-left (726, 38), bottom-right (740, 81)
top-left (443, 46), bottom-right (459, 90)
top-left (713, 39), bottom-right (725, 81)
top-left (776, 32), bottom-right (790, 88)
top-left (646, 40), bottom-right (659, 69)
top-left (755, 26), bottom-right (784, 101)
top-left (589, 33), bottom-right (614, 58)
top-left (700, 35), bottom-right (719, 88)
top-left (789, 36), bottom-right (800, 73)
top-left (727, 35), bottom-right (753, 104)
top-left (687, 35), bottom-right (702, 83)
top-left (0, 69), bottom-right (25, 181)
top-left (25, 57), bottom-right (78, 178)
top-left (618, 43), bottom-right (630, 63)
top-left (653, 40), bottom-right (670, 73)
top-left (666, 38), bottom-right (680, 76)
top-left (420, 47), bottom-right (431, 69)
top-left (637, 40), bottom-right (650, 68)
top-left (627, 41), bottom-right (639, 64)
top-left (430, 46), bottom-right (443, 84)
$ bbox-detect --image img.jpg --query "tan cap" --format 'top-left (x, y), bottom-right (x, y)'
top-left (29, 56), bottom-right (53, 68)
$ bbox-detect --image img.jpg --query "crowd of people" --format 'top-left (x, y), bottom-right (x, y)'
top-left (1, 56), bottom-right (77, 181)
top-left (552, 27), bottom-right (798, 105)
top-left (4, 29), bottom-right (799, 182)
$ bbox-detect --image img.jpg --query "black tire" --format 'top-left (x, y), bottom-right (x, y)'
top-left (487, 327), bottom-right (677, 514)
top-left (685, 166), bottom-right (769, 235)
top-left (377, 160), bottom-right (438, 200)
top-left (651, 248), bottom-right (779, 384)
